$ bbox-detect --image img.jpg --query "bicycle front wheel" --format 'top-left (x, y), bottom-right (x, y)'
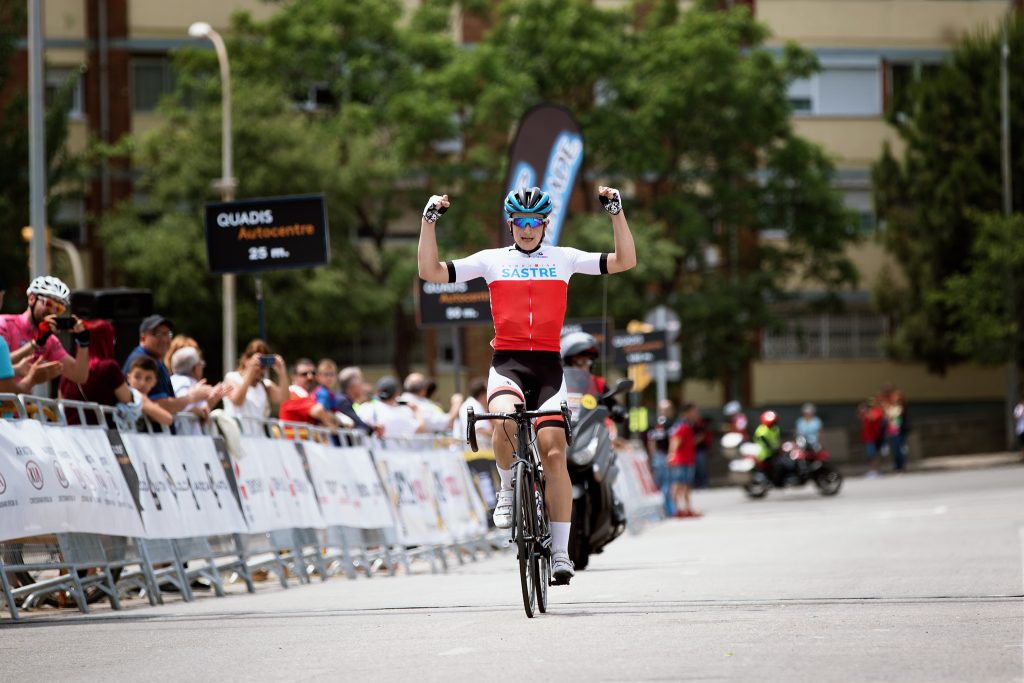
top-left (514, 462), bottom-right (537, 618)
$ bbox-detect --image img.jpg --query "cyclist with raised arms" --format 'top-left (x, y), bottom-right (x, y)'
top-left (418, 186), bottom-right (636, 585)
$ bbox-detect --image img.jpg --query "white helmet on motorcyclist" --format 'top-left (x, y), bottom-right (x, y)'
top-left (26, 275), bottom-right (71, 307)
top-left (560, 331), bottom-right (600, 365)
top-left (723, 400), bottom-right (742, 417)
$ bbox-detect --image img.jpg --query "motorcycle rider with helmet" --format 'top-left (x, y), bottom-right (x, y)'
top-left (795, 402), bottom-right (823, 451)
top-left (560, 331), bottom-right (626, 429)
top-left (418, 185), bottom-right (636, 585)
top-left (754, 410), bottom-right (791, 484)
top-left (723, 400), bottom-right (749, 439)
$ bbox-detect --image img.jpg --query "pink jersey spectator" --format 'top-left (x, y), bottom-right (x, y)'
top-left (0, 313), bottom-right (68, 363)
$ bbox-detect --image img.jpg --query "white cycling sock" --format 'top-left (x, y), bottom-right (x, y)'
top-left (551, 522), bottom-right (571, 555)
top-left (497, 466), bottom-right (513, 491)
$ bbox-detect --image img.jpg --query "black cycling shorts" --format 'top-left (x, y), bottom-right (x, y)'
top-left (487, 350), bottom-right (567, 430)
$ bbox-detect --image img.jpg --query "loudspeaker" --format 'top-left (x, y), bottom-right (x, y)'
top-left (70, 289), bottom-right (153, 365)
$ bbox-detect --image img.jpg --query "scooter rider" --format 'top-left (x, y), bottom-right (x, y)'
top-left (559, 331), bottom-right (626, 427)
top-left (723, 400), bottom-right (749, 439)
top-left (754, 410), bottom-right (790, 483)
top-left (418, 186), bottom-right (636, 586)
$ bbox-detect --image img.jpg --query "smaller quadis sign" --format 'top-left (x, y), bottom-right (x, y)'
top-left (612, 330), bottom-right (669, 367)
top-left (416, 279), bottom-right (493, 328)
top-left (204, 194), bottom-right (330, 275)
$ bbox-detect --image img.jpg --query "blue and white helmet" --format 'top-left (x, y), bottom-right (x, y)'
top-left (504, 186), bottom-right (552, 217)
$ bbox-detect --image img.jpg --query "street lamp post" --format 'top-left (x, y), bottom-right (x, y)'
top-left (189, 21), bottom-right (239, 375)
top-left (1001, 8), bottom-right (1020, 450)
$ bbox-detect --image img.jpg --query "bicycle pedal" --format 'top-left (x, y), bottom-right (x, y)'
top-left (550, 576), bottom-right (571, 586)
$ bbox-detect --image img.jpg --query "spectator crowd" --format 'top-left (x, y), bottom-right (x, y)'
top-left (0, 275), bottom-right (472, 442)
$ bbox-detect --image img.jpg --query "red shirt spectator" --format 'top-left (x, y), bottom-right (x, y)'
top-left (59, 320), bottom-right (130, 425)
top-left (860, 403), bottom-right (884, 444)
top-left (669, 420), bottom-right (696, 467)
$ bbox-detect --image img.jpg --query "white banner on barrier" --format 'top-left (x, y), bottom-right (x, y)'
top-left (374, 448), bottom-right (448, 546)
top-left (301, 441), bottom-right (394, 529)
top-left (428, 450), bottom-right (488, 541)
top-left (612, 446), bottom-right (664, 517)
top-left (0, 420), bottom-right (144, 542)
top-left (233, 436), bottom-right (325, 533)
top-left (120, 433), bottom-right (247, 539)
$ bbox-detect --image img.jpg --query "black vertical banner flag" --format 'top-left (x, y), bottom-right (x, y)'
top-left (501, 104), bottom-right (584, 247)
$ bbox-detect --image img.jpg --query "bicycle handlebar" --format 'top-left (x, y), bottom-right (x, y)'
top-left (466, 402), bottom-right (573, 452)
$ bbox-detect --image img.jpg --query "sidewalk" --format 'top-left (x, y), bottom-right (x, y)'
top-left (912, 451), bottom-right (1023, 472)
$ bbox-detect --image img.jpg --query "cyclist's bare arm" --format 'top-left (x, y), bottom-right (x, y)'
top-left (599, 186), bottom-right (637, 274)
top-left (418, 193), bottom-right (451, 283)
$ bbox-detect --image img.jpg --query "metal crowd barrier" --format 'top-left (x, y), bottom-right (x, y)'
top-left (0, 394), bottom-right (508, 621)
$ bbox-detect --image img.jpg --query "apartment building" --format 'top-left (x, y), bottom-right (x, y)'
top-left (9, 0), bottom-right (1012, 414)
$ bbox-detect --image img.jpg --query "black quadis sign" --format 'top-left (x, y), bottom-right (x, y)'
top-left (612, 330), bottom-right (670, 367)
top-left (416, 278), bottom-right (493, 328)
top-left (204, 194), bottom-right (330, 274)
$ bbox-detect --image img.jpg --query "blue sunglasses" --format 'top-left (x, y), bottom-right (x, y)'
top-left (511, 216), bottom-right (546, 229)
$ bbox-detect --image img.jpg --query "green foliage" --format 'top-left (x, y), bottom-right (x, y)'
top-left (418, 0), bottom-right (855, 381)
top-left (97, 0), bottom-right (855, 383)
top-left (873, 16), bottom-right (1024, 372)
top-left (936, 213), bottom-right (1024, 364)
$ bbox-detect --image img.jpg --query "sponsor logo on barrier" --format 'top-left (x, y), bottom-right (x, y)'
top-left (54, 461), bottom-right (70, 489)
top-left (26, 460), bottom-right (44, 490)
top-left (0, 469), bottom-right (6, 495)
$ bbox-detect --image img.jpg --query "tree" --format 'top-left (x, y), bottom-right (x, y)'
top-left (872, 17), bottom-right (1024, 373)
top-left (0, 4), bottom-right (81, 305)
top-left (937, 212), bottom-right (1023, 366)
top-left (443, 0), bottom-right (857, 384)
top-left (100, 0), bottom-right (459, 375)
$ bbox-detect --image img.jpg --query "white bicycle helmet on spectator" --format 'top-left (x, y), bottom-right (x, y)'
top-left (26, 275), bottom-right (71, 306)
top-left (723, 400), bottom-right (742, 417)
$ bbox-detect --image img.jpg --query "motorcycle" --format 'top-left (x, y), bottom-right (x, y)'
top-left (563, 367), bottom-right (633, 570)
top-left (721, 432), bottom-right (843, 498)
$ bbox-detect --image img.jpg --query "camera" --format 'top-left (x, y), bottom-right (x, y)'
top-left (259, 355), bottom-right (276, 368)
top-left (55, 317), bottom-right (76, 330)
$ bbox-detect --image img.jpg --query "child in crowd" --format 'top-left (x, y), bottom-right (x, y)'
top-left (127, 356), bottom-right (174, 427)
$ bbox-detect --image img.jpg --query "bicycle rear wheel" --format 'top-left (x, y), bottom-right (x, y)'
top-left (514, 462), bottom-right (537, 618)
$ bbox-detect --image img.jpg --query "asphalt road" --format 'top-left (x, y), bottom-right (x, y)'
top-left (2, 466), bottom-right (1022, 683)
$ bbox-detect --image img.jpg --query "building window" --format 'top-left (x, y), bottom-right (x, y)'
top-left (885, 61), bottom-right (941, 121)
top-left (131, 57), bottom-right (175, 112)
top-left (46, 66), bottom-right (84, 120)
top-left (787, 77), bottom-right (813, 114)
top-left (786, 62), bottom-right (882, 117)
top-left (763, 313), bottom-right (888, 360)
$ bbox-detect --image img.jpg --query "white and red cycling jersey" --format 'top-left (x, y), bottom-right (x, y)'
top-left (445, 245), bottom-right (609, 352)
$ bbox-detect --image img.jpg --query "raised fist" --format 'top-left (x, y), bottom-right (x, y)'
top-left (423, 194), bottom-right (450, 223)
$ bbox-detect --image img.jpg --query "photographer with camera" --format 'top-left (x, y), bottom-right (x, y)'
top-left (222, 338), bottom-right (288, 421)
top-left (0, 275), bottom-right (87, 388)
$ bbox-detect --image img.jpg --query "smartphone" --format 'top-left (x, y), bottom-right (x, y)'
top-left (55, 317), bottom-right (75, 330)
top-left (259, 355), bottom-right (276, 368)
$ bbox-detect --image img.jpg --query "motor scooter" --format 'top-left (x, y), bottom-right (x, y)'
top-left (721, 432), bottom-right (843, 498)
top-left (563, 367), bottom-right (632, 570)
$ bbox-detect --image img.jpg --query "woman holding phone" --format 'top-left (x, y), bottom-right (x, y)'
top-left (221, 338), bottom-right (288, 422)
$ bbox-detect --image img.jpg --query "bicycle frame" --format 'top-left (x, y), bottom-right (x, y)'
top-left (467, 401), bottom-right (572, 617)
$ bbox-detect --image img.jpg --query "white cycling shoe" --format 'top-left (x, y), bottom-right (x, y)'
top-left (493, 489), bottom-right (514, 529)
top-left (550, 550), bottom-right (575, 585)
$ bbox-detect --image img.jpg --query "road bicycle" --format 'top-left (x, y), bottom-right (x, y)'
top-left (467, 401), bottom-right (572, 618)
